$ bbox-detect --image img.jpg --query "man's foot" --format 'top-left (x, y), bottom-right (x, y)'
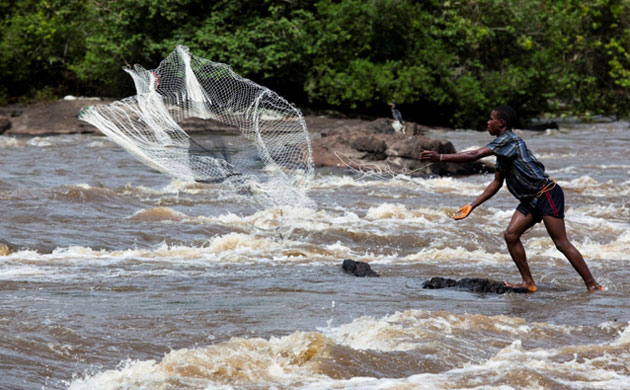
top-left (587, 283), bottom-right (605, 292)
top-left (504, 281), bottom-right (537, 293)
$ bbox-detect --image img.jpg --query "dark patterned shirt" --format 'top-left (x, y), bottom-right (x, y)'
top-left (487, 130), bottom-right (548, 201)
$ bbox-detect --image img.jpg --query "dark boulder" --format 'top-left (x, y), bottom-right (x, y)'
top-left (342, 259), bottom-right (379, 277)
top-left (350, 135), bottom-right (388, 161)
top-left (422, 276), bottom-right (530, 294)
top-left (522, 121), bottom-right (560, 131)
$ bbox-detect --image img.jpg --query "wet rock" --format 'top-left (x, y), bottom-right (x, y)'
top-left (522, 121), bottom-right (559, 131)
top-left (422, 276), bottom-right (530, 294)
top-left (350, 135), bottom-right (387, 160)
top-left (5, 99), bottom-right (108, 135)
top-left (1, 100), bottom-right (492, 178)
top-left (0, 115), bottom-right (10, 134)
top-left (0, 105), bottom-right (24, 118)
top-left (178, 117), bottom-right (241, 133)
top-left (311, 118), bottom-right (493, 177)
top-left (342, 259), bottom-right (379, 277)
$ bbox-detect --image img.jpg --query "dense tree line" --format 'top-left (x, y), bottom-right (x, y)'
top-left (1, 0), bottom-right (629, 128)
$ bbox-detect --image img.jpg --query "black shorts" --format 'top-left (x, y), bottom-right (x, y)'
top-left (516, 184), bottom-right (565, 223)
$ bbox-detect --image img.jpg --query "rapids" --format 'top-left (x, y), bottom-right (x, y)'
top-left (0, 120), bottom-right (629, 389)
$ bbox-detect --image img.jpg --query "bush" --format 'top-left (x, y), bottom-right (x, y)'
top-left (1, 0), bottom-right (629, 127)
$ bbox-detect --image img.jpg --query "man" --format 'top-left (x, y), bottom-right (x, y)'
top-left (420, 105), bottom-right (603, 292)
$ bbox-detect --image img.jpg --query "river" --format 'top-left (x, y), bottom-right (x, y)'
top-left (0, 119), bottom-right (628, 389)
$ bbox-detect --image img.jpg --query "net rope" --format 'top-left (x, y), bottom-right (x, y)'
top-left (79, 45), bottom-right (314, 208)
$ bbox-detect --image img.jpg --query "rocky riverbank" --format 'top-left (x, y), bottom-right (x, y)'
top-left (0, 97), bottom-right (492, 177)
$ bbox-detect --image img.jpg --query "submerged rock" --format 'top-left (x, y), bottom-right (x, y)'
top-left (422, 276), bottom-right (530, 294)
top-left (342, 259), bottom-right (379, 277)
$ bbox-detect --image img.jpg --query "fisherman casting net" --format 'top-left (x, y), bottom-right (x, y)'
top-left (79, 45), bottom-right (314, 208)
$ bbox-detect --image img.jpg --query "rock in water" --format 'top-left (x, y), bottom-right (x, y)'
top-left (522, 121), bottom-right (559, 131)
top-left (342, 259), bottom-right (379, 277)
top-left (422, 277), bottom-right (530, 294)
top-left (0, 115), bottom-right (10, 134)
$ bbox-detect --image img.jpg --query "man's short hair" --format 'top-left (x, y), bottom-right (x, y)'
top-left (493, 105), bottom-right (518, 129)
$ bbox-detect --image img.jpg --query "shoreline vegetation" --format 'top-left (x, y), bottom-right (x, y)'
top-left (2, 1), bottom-right (630, 129)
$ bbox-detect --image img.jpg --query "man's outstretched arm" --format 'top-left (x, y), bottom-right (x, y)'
top-left (420, 147), bottom-right (494, 163)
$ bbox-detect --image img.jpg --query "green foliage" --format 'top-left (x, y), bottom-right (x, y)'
top-left (0, 0), bottom-right (92, 101)
top-left (1, 0), bottom-right (630, 127)
top-left (73, 0), bottom-right (206, 96)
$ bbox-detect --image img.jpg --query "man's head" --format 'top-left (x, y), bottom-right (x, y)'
top-left (493, 105), bottom-right (517, 129)
top-left (487, 105), bottom-right (517, 136)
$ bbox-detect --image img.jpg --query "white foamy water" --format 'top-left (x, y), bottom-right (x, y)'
top-left (66, 310), bottom-right (630, 390)
top-left (0, 135), bottom-right (26, 148)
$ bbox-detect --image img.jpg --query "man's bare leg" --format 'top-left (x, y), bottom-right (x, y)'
top-left (503, 210), bottom-right (538, 292)
top-left (542, 216), bottom-right (604, 292)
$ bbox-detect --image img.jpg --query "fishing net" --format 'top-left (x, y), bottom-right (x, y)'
top-left (79, 45), bottom-right (314, 208)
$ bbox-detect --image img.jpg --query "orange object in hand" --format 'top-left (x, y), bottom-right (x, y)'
top-left (454, 204), bottom-right (472, 220)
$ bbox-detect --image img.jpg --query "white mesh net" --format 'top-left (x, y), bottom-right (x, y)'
top-left (79, 45), bottom-right (314, 208)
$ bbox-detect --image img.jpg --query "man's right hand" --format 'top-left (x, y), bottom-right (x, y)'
top-left (454, 204), bottom-right (472, 220)
top-left (420, 150), bottom-right (439, 162)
